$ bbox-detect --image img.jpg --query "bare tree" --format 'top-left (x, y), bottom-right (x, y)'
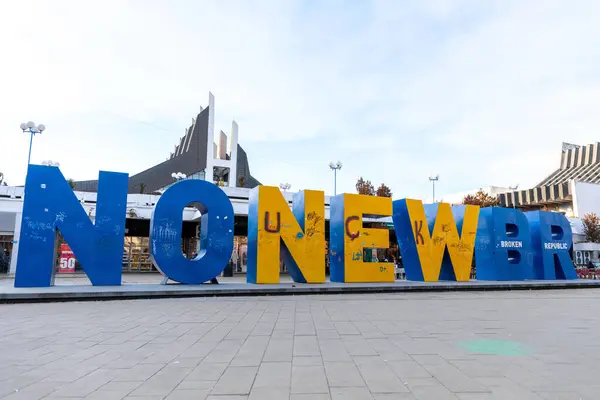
top-left (462, 189), bottom-right (499, 208)
top-left (356, 177), bottom-right (375, 195)
top-left (582, 212), bottom-right (600, 243)
top-left (376, 183), bottom-right (392, 197)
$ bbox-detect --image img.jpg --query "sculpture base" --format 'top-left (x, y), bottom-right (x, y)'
top-left (1, 279), bottom-right (599, 303)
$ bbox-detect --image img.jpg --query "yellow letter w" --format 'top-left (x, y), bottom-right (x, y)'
top-left (401, 200), bottom-right (480, 282)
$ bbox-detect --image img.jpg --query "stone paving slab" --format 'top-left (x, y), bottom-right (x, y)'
top-left (1, 289), bottom-right (600, 399)
top-left (1, 275), bottom-right (600, 302)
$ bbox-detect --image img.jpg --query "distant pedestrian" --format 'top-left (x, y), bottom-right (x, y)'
top-left (0, 249), bottom-right (9, 273)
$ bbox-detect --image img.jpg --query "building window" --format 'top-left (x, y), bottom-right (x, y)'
top-left (122, 237), bottom-right (154, 272)
top-left (188, 171), bottom-right (206, 180)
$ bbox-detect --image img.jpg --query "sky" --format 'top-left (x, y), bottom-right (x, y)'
top-left (1, 0), bottom-right (600, 201)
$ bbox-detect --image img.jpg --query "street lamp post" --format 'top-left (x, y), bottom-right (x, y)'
top-left (279, 182), bottom-right (291, 192)
top-left (429, 174), bottom-right (440, 203)
top-left (329, 161), bottom-right (342, 196)
top-left (171, 172), bottom-right (186, 181)
top-left (20, 121), bottom-right (46, 168)
top-left (41, 160), bottom-right (60, 167)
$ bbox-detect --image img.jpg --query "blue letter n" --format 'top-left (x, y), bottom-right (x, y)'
top-left (15, 165), bottom-right (128, 287)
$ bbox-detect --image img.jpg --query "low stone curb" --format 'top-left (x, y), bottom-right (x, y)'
top-left (2, 279), bottom-right (600, 303)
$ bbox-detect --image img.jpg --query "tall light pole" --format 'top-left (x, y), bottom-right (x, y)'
top-left (279, 182), bottom-right (291, 192)
top-left (429, 174), bottom-right (439, 203)
top-left (329, 160), bottom-right (342, 196)
top-left (508, 184), bottom-right (519, 208)
top-left (20, 121), bottom-right (46, 169)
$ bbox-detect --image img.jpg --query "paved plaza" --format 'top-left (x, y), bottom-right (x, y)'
top-left (1, 290), bottom-right (599, 399)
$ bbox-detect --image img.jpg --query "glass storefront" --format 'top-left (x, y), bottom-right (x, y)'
top-left (121, 236), bottom-right (199, 272)
top-left (122, 237), bottom-right (153, 272)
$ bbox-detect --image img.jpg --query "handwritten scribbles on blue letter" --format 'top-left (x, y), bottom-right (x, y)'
top-left (15, 165), bottom-right (128, 287)
top-left (149, 179), bottom-right (234, 284)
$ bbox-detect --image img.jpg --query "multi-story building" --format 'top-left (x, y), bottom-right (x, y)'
top-left (498, 142), bottom-right (600, 216)
top-left (496, 142), bottom-right (600, 265)
top-left (73, 92), bottom-right (260, 193)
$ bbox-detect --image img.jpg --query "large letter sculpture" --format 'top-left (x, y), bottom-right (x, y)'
top-left (247, 186), bottom-right (325, 284)
top-left (329, 194), bottom-right (394, 283)
top-left (150, 179), bottom-right (234, 284)
top-left (392, 200), bottom-right (479, 281)
top-left (475, 207), bottom-right (535, 280)
top-left (526, 211), bottom-right (577, 280)
top-left (15, 165), bottom-right (128, 287)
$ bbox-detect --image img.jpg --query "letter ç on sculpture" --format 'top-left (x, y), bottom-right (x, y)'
top-left (392, 199), bottom-right (479, 282)
top-left (247, 186), bottom-right (325, 284)
top-left (15, 165), bottom-right (128, 287)
top-left (149, 179), bottom-right (234, 284)
top-left (329, 193), bottom-right (394, 283)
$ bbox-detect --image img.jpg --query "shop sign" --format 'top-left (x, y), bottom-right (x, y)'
top-left (58, 243), bottom-right (76, 273)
